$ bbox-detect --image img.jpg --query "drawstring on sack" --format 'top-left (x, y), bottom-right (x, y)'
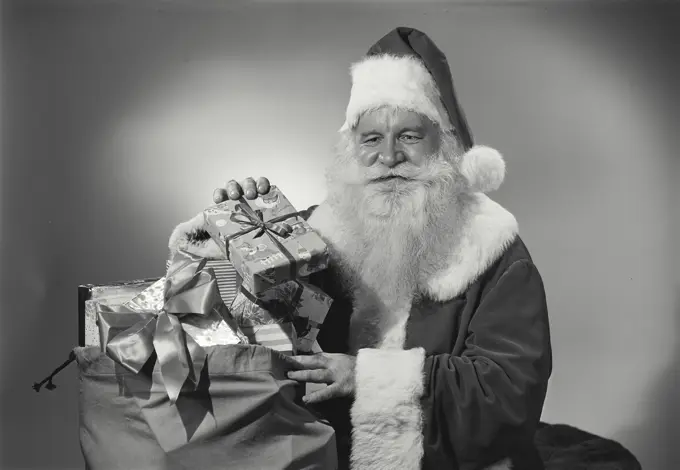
top-left (33, 350), bottom-right (76, 392)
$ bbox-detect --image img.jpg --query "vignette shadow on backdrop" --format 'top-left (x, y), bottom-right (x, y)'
top-left (1, 2), bottom-right (678, 470)
top-left (532, 5), bottom-right (680, 470)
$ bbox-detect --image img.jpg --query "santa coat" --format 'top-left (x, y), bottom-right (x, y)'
top-left (304, 193), bottom-right (552, 470)
top-left (318, 28), bottom-right (553, 466)
top-left (168, 191), bottom-right (552, 470)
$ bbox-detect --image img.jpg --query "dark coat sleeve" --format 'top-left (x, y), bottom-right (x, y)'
top-left (300, 204), bottom-right (352, 354)
top-left (422, 259), bottom-right (552, 469)
top-left (299, 204), bottom-right (354, 469)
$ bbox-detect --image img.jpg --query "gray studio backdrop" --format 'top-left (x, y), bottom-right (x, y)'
top-left (1, 1), bottom-right (678, 469)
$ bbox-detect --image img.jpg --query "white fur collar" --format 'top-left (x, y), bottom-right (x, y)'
top-left (307, 193), bottom-right (518, 304)
top-left (423, 193), bottom-right (519, 301)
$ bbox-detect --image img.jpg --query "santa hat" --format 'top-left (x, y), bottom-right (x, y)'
top-left (341, 27), bottom-right (505, 193)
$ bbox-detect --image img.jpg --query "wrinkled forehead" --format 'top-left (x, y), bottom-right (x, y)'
top-left (353, 106), bottom-right (438, 134)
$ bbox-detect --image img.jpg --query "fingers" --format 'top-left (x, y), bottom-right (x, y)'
top-left (287, 368), bottom-right (332, 384)
top-left (214, 177), bottom-right (270, 204)
top-left (213, 177), bottom-right (271, 204)
top-left (225, 180), bottom-right (243, 200)
top-left (241, 177), bottom-right (257, 199)
top-left (279, 353), bottom-right (311, 371)
top-left (289, 354), bottom-right (328, 369)
top-left (303, 384), bottom-right (343, 404)
top-left (213, 187), bottom-right (228, 204)
top-left (256, 177), bottom-right (270, 195)
top-left (286, 354), bottom-right (332, 384)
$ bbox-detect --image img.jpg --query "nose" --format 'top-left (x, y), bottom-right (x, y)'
top-left (378, 139), bottom-right (405, 168)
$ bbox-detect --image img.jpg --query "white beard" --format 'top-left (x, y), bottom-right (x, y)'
top-left (324, 130), bottom-right (466, 351)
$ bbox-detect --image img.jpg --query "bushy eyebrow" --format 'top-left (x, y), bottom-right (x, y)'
top-left (359, 131), bottom-right (382, 138)
top-left (400, 126), bottom-right (425, 134)
top-left (359, 126), bottom-right (425, 138)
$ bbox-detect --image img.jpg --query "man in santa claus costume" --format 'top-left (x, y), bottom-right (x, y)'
top-left (174, 27), bottom-right (552, 470)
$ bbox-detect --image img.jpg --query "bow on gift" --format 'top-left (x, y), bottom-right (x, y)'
top-left (225, 200), bottom-right (304, 277)
top-left (97, 250), bottom-right (223, 404)
top-left (228, 201), bottom-right (299, 240)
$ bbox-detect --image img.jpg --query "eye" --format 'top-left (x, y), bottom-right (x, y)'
top-left (361, 136), bottom-right (382, 145)
top-left (400, 133), bottom-right (423, 143)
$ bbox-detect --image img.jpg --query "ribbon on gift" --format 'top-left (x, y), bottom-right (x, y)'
top-left (97, 249), bottom-right (223, 404)
top-left (224, 199), bottom-right (304, 281)
top-left (228, 203), bottom-right (294, 239)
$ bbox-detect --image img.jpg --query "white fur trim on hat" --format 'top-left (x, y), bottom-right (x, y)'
top-left (340, 54), bottom-right (451, 131)
top-left (459, 145), bottom-right (506, 193)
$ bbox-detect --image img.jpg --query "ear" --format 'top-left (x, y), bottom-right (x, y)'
top-left (459, 145), bottom-right (505, 193)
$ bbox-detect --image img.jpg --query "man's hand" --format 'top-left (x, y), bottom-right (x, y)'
top-left (213, 177), bottom-right (271, 203)
top-left (287, 353), bottom-right (356, 404)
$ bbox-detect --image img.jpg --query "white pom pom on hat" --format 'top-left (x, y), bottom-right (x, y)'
top-left (458, 145), bottom-right (506, 193)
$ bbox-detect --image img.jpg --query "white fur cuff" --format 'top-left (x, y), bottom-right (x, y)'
top-left (350, 347), bottom-right (426, 470)
top-left (168, 213), bottom-right (223, 260)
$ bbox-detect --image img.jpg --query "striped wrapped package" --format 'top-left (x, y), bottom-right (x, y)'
top-left (165, 258), bottom-right (241, 307)
top-left (205, 259), bottom-right (241, 307)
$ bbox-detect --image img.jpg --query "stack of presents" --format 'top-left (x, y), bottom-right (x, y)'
top-left (70, 187), bottom-right (339, 469)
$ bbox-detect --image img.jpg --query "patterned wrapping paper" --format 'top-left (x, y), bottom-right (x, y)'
top-left (122, 276), bottom-right (246, 348)
top-left (229, 282), bottom-right (299, 354)
top-left (123, 277), bottom-right (166, 312)
top-left (229, 279), bottom-right (333, 354)
top-left (292, 281), bottom-right (334, 353)
top-left (203, 186), bottom-right (330, 295)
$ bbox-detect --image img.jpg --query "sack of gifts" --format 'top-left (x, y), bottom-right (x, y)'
top-left (71, 247), bottom-right (337, 469)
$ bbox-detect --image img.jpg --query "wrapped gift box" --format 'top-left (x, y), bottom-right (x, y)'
top-left (292, 281), bottom-right (334, 353)
top-left (230, 282), bottom-right (298, 354)
top-left (203, 186), bottom-right (329, 295)
top-left (80, 260), bottom-right (241, 348)
top-left (205, 259), bottom-right (241, 306)
top-left (229, 279), bottom-right (333, 354)
top-left (79, 278), bottom-right (158, 347)
top-left (114, 276), bottom-right (247, 348)
top-left (93, 250), bottom-right (251, 404)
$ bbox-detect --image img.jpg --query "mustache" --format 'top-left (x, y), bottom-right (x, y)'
top-left (359, 158), bottom-right (456, 185)
top-left (327, 159), bottom-right (455, 190)
top-left (327, 130), bottom-right (461, 189)
top-left (364, 165), bottom-right (433, 182)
